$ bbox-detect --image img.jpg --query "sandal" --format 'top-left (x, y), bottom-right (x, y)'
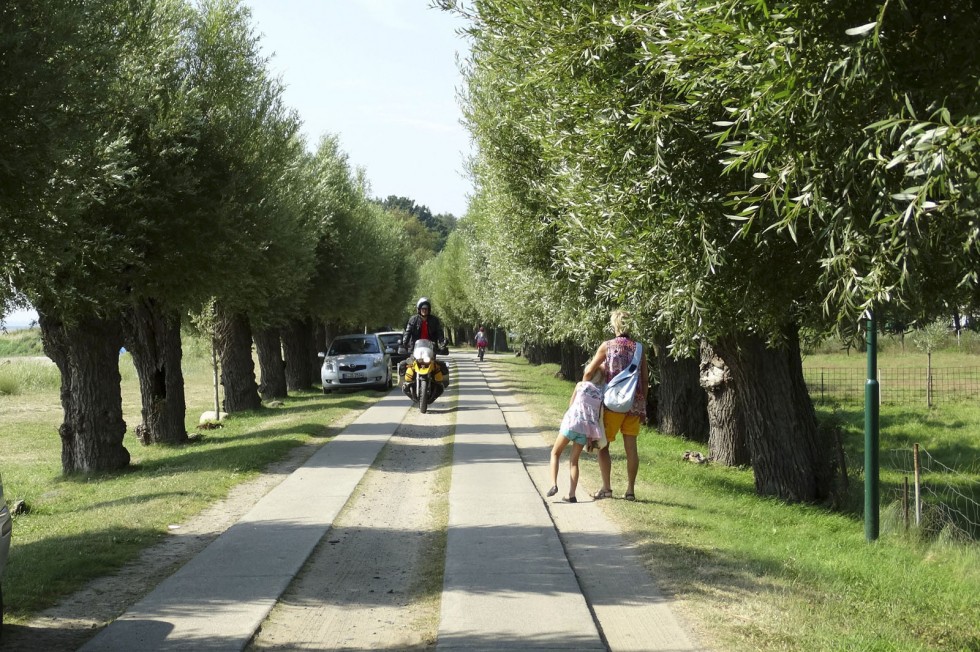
top-left (546, 485), bottom-right (558, 497)
top-left (624, 492), bottom-right (636, 502)
top-left (591, 488), bottom-right (613, 500)
top-left (562, 496), bottom-right (577, 503)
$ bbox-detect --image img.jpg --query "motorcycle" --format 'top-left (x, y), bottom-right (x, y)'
top-left (476, 338), bottom-right (487, 361)
top-left (401, 339), bottom-right (445, 413)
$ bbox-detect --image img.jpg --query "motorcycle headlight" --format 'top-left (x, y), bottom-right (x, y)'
top-left (419, 351), bottom-right (432, 364)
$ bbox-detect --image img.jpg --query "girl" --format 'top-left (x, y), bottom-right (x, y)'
top-left (547, 370), bottom-right (605, 502)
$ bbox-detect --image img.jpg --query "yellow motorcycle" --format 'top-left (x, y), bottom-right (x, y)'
top-left (402, 339), bottom-right (445, 413)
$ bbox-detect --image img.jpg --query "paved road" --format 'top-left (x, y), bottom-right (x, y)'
top-left (78, 352), bottom-right (701, 651)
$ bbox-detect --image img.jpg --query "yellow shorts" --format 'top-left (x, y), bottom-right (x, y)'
top-left (602, 411), bottom-right (640, 442)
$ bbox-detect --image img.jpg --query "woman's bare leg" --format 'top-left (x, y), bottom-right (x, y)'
top-left (623, 435), bottom-right (639, 496)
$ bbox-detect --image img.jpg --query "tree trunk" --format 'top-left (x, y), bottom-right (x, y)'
top-left (215, 310), bottom-right (261, 412)
top-left (121, 299), bottom-right (188, 445)
top-left (492, 327), bottom-right (509, 352)
top-left (654, 336), bottom-right (708, 442)
top-left (282, 318), bottom-right (314, 391)
top-left (39, 312), bottom-right (130, 473)
top-left (699, 339), bottom-right (749, 466)
top-left (254, 326), bottom-right (287, 400)
top-left (314, 322), bottom-right (327, 353)
top-left (523, 340), bottom-right (561, 365)
top-left (559, 340), bottom-right (591, 381)
top-left (714, 327), bottom-right (833, 502)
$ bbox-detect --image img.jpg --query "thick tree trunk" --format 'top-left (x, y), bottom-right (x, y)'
top-left (523, 341), bottom-right (561, 365)
top-left (282, 318), bottom-right (315, 391)
top-left (654, 336), bottom-right (708, 442)
top-left (309, 321), bottom-right (324, 385)
top-left (120, 300), bottom-right (188, 445)
top-left (559, 340), bottom-right (591, 381)
top-left (254, 326), bottom-right (287, 400)
top-left (714, 327), bottom-right (833, 502)
top-left (215, 310), bottom-right (261, 412)
top-left (492, 327), bottom-right (509, 352)
top-left (39, 312), bottom-right (130, 473)
top-left (699, 339), bottom-right (749, 466)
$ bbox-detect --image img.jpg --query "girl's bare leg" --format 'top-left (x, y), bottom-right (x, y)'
top-left (568, 443), bottom-right (584, 498)
top-left (549, 435), bottom-right (569, 490)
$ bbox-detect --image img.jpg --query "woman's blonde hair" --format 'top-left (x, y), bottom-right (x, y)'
top-left (610, 309), bottom-right (629, 336)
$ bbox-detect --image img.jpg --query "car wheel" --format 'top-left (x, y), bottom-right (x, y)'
top-left (322, 387), bottom-right (332, 395)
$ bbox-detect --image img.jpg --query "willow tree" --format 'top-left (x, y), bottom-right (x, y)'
top-left (3, 0), bottom-right (154, 472)
top-left (448, 0), bottom-right (980, 501)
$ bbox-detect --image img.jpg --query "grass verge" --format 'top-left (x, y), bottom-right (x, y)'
top-left (0, 348), bottom-right (386, 623)
top-left (490, 354), bottom-right (979, 652)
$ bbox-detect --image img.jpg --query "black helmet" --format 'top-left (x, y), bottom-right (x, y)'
top-left (416, 297), bottom-right (431, 313)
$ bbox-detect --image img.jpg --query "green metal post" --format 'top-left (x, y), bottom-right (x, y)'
top-left (865, 311), bottom-right (880, 541)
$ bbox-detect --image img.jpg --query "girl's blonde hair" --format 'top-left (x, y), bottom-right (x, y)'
top-left (610, 309), bottom-right (629, 336)
top-left (588, 368), bottom-right (605, 385)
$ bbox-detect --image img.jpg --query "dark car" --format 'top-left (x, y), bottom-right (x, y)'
top-left (376, 330), bottom-right (409, 371)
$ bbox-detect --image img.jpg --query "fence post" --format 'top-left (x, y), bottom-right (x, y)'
top-left (913, 443), bottom-right (922, 527)
top-left (902, 476), bottom-right (909, 530)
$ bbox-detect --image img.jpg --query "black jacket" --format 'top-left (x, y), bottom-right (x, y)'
top-left (401, 313), bottom-right (444, 350)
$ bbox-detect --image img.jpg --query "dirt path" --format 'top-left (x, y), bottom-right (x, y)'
top-left (247, 400), bottom-right (454, 651)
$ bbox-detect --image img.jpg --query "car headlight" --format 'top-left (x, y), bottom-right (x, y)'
top-left (371, 357), bottom-right (384, 369)
top-left (323, 360), bottom-right (336, 373)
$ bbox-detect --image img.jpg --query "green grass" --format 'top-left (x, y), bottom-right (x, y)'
top-left (491, 355), bottom-right (980, 652)
top-left (0, 340), bottom-right (387, 622)
top-left (0, 328), bottom-right (45, 357)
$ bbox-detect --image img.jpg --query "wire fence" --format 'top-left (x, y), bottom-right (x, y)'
top-left (882, 445), bottom-right (980, 541)
top-left (804, 367), bottom-right (980, 405)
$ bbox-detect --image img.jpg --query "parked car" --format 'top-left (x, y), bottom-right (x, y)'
top-left (0, 472), bottom-right (12, 636)
top-left (376, 330), bottom-right (409, 371)
top-left (319, 333), bottom-right (392, 393)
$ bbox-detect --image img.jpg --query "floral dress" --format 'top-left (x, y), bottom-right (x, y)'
top-left (559, 381), bottom-right (605, 443)
top-left (602, 336), bottom-right (647, 422)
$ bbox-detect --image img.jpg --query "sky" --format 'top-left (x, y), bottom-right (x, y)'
top-left (243, 0), bottom-right (474, 218)
top-left (1, 1), bottom-right (474, 331)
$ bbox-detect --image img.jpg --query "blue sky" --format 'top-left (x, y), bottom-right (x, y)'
top-left (2, 1), bottom-right (474, 331)
top-left (243, 0), bottom-right (473, 218)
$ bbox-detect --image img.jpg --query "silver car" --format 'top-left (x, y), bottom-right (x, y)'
top-left (0, 472), bottom-right (12, 634)
top-left (319, 334), bottom-right (393, 393)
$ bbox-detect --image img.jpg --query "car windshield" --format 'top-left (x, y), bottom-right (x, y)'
top-left (329, 337), bottom-right (380, 356)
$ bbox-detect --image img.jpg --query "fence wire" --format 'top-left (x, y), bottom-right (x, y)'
top-left (805, 367), bottom-right (980, 405)
top-left (883, 446), bottom-right (980, 540)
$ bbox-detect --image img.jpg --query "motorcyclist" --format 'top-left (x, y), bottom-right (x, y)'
top-left (399, 297), bottom-right (450, 395)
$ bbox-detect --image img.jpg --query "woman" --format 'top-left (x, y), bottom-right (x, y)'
top-left (582, 309), bottom-right (648, 501)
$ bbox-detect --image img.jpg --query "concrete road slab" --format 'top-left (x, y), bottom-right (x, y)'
top-left (78, 392), bottom-right (411, 652)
